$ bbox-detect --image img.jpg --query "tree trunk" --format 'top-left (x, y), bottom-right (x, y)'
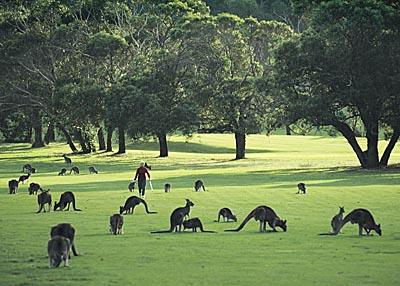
top-left (57, 124), bottom-right (78, 152)
top-left (117, 125), bottom-right (126, 154)
top-left (97, 127), bottom-right (106, 151)
top-left (157, 133), bottom-right (168, 157)
top-left (235, 131), bottom-right (246, 160)
top-left (365, 120), bottom-right (380, 168)
top-left (74, 128), bottom-right (90, 154)
top-left (106, 126), bottom-right (113, 152)
top-left (285, 125), bottom-right (292, 135)
top-left (332, 121), bottom-right (367, 168)
top-left (380, 128), bottom-right (400, 167)
top-left (44, 122), bottom-right (55, 144)
top-left (31, 113), bottom-right (44, 148)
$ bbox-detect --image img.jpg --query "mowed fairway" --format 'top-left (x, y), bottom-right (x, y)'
top-left (0, 134), bottom-right (399, 286)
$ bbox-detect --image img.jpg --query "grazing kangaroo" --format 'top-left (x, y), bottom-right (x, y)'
top-left (18, 173), bottom-right (30, 184)
top-left (89, 166), bottom-right (98, 174)
top-left (63, 154), bottom-right (72, 165)
top-left (333, 208), bottom-right (381, 236)
top-left (225, 205), bottom-right (287, 233)
top-left (28, 182), bottom-right (43, 195)
top-left (37, 190), bottom-right (52, 213)
top-left (50, 223), bottom-right (79, 256)
top-left (128, 181), bottom-right (135, 192)
top-left (8, 179), bottom-right (19, 194)
top-left (194, 180), bottom-right (206, 192)
top-left (22, 164), bottom-right (36, 174)
top-left (151, 199), bottom-right (195, 233)
top-left (164, 183), bottom-right (171, 193)
top-left (119, 196), bottom-right (157, 214)
top-left (58, 168), bottom-right (67, 176)
top-left (331, 206), bottom-right (345, 233)
top-left (297, 183), bottom-right (306, 194)
top-left (54, 191), bottom-right (81, 211)
top-left (183, 218), bottom-right (215, 233)
top-left (215, 208), bottom-right (237, 222)
top-left (69, 166), bottom-right (79, 175)
top-left (109, 214), bottom-right (124, 235)
top-left (48, 236), bottom-right (70, 268)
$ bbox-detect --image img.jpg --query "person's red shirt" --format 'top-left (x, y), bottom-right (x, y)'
top-left (134, 166), bottom-right (150, 180)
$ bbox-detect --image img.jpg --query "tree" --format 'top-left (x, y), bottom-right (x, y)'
top-left (273, 0), bottom-right (400, 168)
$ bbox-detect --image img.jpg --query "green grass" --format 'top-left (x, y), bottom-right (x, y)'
top-left (0, 134), bottom-right (399, 286)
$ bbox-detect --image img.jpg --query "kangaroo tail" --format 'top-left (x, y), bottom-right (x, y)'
top-left (318, 232), bottom-right (337, 236)
top-left (71, 244), bottom-right (79, 256)
top-left (72, 198), bottom-right (81, 211)
top-left (225, 209), bottom-right (255, 232)
top-left (140, 198), bottom-right (157, 214)
top-left (199, 223), bottom-right (215, 233)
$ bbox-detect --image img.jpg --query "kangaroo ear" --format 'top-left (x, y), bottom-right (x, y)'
top-left (378, 224), bottom-right (381, 228)
top-left (283, 220), bottom-right (287, 224)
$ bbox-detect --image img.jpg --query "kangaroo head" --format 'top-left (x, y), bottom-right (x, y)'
top-left (232, 215), bottom-right (237, 222)
top-left (339, 206), bottom-right (345, 214)
top-left (185, 199), bottom-right (194, 207)
top-left (375, 224), bottom-right (382, 236)
top-left (119, 206), bottom-right (124, 214)
top-left (53, 201), bottom-right (59, 211)
top-left (277, 219), bottom-right (287, 232)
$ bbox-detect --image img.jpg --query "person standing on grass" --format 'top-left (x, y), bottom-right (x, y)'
top-left (134, 161), bottom-right (150, 198)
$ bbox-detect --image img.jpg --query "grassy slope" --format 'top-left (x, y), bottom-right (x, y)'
top-left (0, 134), bottom-right (399, 286)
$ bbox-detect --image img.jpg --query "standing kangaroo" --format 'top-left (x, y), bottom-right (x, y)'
top-left (8, 179), bottom-right (19, 194)
top-left (119, 196), bottom-right (157, 214)
top-left (54, 191), bottom-right (81, 211)
top-left (225, 205), bottom-right (287, 233)
top-left (151, 199), bottom-right (195, 233)
top-left (333, 208), bottom-right (381, 236)
top-left (50, 223), bottom-right (79, 256)
top-left (18, 173), bottom-right (30, 184)
top-left (109, 214), bottom-right (124, 235)
top-left (331, 206), bottom-right (345, 233)
top-left (164, 183), bottom-right (171, 193)
top-left (215, 208), bottom-right (237, 222)
top-left (28, 182), bottom-right (43, 195)
top-left (48, 236), bottom-right (70, 268)
top-left (63, 154), bottom-right (72, 165)
top-left (183, 218), bottom-right (215, 233)
top-left (37, 190), bottom-right (52, 213)
top-left (194, 180), bottom-right (206, 192)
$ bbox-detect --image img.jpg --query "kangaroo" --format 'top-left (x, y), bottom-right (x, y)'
top-left (333, 208), bottom-right (381, 236)
top-left (47, 236), bottom-right (70, 268)
top-left (54, 191), bottom-right (81, 211)
top-left (22, 164), bottom-right (36, 174)
top-left (151, 199), bottom-right (195, 233)
top-left (58, 168), bottom-right (67, 176)
top-left (164, 183), bottom-right (171, 193)
top-left (119, 196), bottom-right (157, 215)
top-left (89, 166), bottom-right (98, 174)
top-left (37, 190), bottom-right (52, 213)
top-left (109, 214), bottom-right (124, 235)
top-left (62, 154), bottom-right (72, 165)
top-left (215, 208), bottom-right (237, 222)
top-left (331, 206), bottom-right (345, 233)
top-left (8, 179), bottom-right (19, 194)
top-left (128, 181), bottom-right (135, 192)
top-left (50, 223), bottom-right (79, 256)
top-left (194, 180), bottom-right (206, 192)
top-left (183, 218), bottom-right (215, 233)
top-left (18, 173), bottom-right (30, 184)
top-left (28, 182), bottom-right (43, 195)
top-left (297, 183), bottom-right (306, 194)
top-left (69, 166), bottom-right (79, 175)
top-left (225, 205), bottom-right (287, 233)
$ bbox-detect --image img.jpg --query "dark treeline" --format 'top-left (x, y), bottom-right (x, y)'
top-left (0, 0), bottom-right (399, 168)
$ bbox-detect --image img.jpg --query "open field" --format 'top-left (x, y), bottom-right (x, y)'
top-left (0, 134), bottom-right (399, 286)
